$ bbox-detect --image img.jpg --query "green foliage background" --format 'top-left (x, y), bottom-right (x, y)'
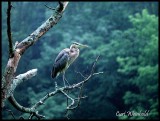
top-left (1, 2), bottom-right (159, 119)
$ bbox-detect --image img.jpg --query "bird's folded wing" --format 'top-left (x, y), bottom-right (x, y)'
top-left (51, 50), bottom-right (69, 78)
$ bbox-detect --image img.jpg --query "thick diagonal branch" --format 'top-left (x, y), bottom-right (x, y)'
top-left (15, 1), bottom-right (69, 55)
top-left (2, 1), bottom-right (69, 108)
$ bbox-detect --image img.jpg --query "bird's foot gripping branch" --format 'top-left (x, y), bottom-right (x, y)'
top-left (2, 1), bottom-right (103, 119)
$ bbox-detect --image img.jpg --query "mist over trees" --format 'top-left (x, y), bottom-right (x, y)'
top-left (2, 2), bottom-right (158, 119)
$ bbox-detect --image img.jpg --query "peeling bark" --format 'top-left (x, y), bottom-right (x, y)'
top-left (10, 69), bottom-right (37, 97)
top-left (1, 1), bottom-right (69, 108)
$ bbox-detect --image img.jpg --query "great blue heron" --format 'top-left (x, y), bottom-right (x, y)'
top-left (51, 42), bottom-right (88, 87)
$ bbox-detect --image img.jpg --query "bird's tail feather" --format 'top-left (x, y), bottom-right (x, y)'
top-left (51, 68), bottom-right (57, 79)
top-left (51, 70), bottom-right (60, 79)
top-left (51, 71), bottom-right (56, 79)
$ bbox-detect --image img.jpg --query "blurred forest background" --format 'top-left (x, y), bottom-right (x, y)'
top-left (1, 1), bottom-right (159, 120)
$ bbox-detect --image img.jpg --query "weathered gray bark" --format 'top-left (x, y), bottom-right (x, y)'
top-left (2, 2), bottom-right (103, 119)
top-left (8, 56), bottom-right (102, 119)
top-left (1, 1), bottom-right (69, 108)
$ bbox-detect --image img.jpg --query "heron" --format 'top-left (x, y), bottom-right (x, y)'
top-left (51, 42), bottom-right (88, 87)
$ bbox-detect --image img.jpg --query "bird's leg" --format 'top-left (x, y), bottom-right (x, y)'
top-left (55, 81), bottom-right (58, 90)
top-left (63, 74), bottom-right (66, 87)
top-left (63, 72), bottom-right (70, 87)
top-left (65, 78), bottom-right (70, 87)
top-left (63, 72), bottom-right (69, 112)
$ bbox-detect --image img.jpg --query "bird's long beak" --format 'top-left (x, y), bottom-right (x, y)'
top-left (73, 42), bottom-right (89, 48)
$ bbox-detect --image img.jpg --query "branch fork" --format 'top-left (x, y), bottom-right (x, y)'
top-left (2, 1), bottom-right (104, 119)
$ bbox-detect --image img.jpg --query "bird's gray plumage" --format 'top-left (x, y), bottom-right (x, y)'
top-left (51, 43), bottom-right (88, 82)
top-left (52, 49), bottom-right (69, 78)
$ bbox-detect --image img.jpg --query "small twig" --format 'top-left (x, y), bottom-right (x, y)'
top-left (34, 111), bottom-right (45, 119)
top-left (66, 96), bottom-right (87, 111)
top-left (93, 72), bottom-right (104, 75)
top-left (75, 70), bottom-right (87, 78)
top-left (6, 109), bottom-right (16, 119)
top-left (28, 113), bottom-right (33, 119)
top-left (65, 110), bottom-right (70, 120)
top-left (44, 4), bottom-right (56, 10)
top-left (60, 89), bottom-right (74, 109)
top-left (91, 55), bottom-right (100, 75)
top-left (66, 90), bottom-right (69, 114)
top-left (75, 96), bottom-right (88, 100)
top-left (69, 79), bottom-right (86, 111)
top-left (19, 116), bottom-right (24, 120)
top-left (77, 81), bottom-right (85, 105)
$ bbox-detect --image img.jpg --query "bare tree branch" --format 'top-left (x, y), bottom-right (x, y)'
top-left (2, 1), bottom-right (103, 119)
top-left (8, 95), bottom-right (45, 119)
top-left (9, 69), bottom-right (38, 97)
top-left (60, 90), bottom-right (75, 109)
top-left (90, 55), bottom-right (100, 74)
top-left (7, 56), bottom-right (103, 119)
top-left (1, 1), bottom-right (69, 108)
top-left (7, 1), bottom-right (14, 58)
top-left (75, 70), bottom-right (87, 78)
top-left (15, 1), bottom-right (68, 55)
top-left (64, 56), bottom-right (103, 118)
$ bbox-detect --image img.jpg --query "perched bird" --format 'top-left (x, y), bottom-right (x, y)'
top-left (51, 42), bottom-right (88, 86)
